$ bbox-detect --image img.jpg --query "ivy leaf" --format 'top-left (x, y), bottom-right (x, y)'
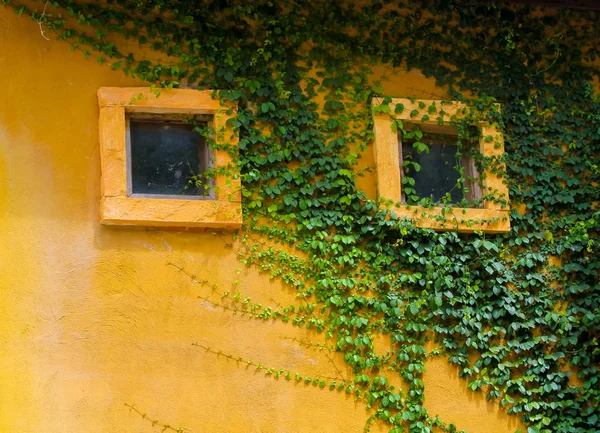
top-left (483, 241), bottom-right (499, 252)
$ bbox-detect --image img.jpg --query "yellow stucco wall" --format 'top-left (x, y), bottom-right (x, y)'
top-left (0, 9), bottom-right (524, 433)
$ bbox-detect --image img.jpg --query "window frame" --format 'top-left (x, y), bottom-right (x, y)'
top-left (373, 97), bottom-right (510, 233)
top-left (98, 87), bottom-right (241, 229)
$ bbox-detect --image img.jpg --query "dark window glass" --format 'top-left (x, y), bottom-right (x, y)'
top-left (129, 119), bottom-right (211, 197)
top-left (402, 133), bottom-right (479, 204)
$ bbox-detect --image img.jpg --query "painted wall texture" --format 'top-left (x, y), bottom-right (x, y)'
top-left (0, 8), bottom-right (525, 433)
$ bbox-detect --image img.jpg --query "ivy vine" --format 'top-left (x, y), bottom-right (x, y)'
top-left (4, 0), bottom-right (599, 432)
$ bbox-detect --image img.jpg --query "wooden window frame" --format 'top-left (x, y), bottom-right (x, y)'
top-left (126, 114), bottom-right (215, 200)
top-left (373, 97), bottom-right (510, 233)
top-left (98, 87), bottom-right (241, 229)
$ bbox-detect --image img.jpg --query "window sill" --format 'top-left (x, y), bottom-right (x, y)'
top-left (385, 204), bottom-right (510, 233)
top-left (101, 196), bottom-right (241, 229)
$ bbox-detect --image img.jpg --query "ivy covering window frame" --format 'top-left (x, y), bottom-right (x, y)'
top-left (372, 97), bottom-right (510, 233)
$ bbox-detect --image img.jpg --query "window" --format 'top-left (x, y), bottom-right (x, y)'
top-left (98, 87), bottom-right (241, 228)
top-left (399, 125), bottom-right (482, 205)
top-left (127, 115), bottom-right (213, 198)
top-left (373, 98), bottom-right (510, 233)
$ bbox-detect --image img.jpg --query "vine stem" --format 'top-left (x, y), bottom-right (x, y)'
top-left (192, 342), bottom-right (346, 382)
top-left (124, 403), bottom-right (191, 433)
top-left (38, 0), bottom-right (50, 40)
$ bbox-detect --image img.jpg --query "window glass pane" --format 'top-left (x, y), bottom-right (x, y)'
top-left (129, 120), bottom-right (210, 196)
top-left (402, 134), bottom-right (463, 203)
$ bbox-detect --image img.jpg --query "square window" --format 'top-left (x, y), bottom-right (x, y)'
top-left (402, 134), bottom-right (463, 203)
top-left (97, 87), bottom-right (241, 229)
top-left (399, 127), bottom-right (482, 205)
top-left (128, 116), bottom-right (213, 198)
top-left (372, 98), bottom-right (510, 233)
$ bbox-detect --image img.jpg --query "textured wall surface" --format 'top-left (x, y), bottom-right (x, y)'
top-left (0, 8), bottom-right (524, 433)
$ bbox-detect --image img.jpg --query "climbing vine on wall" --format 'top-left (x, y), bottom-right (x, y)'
top-left (3, 0), bottom-right (599, 432)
